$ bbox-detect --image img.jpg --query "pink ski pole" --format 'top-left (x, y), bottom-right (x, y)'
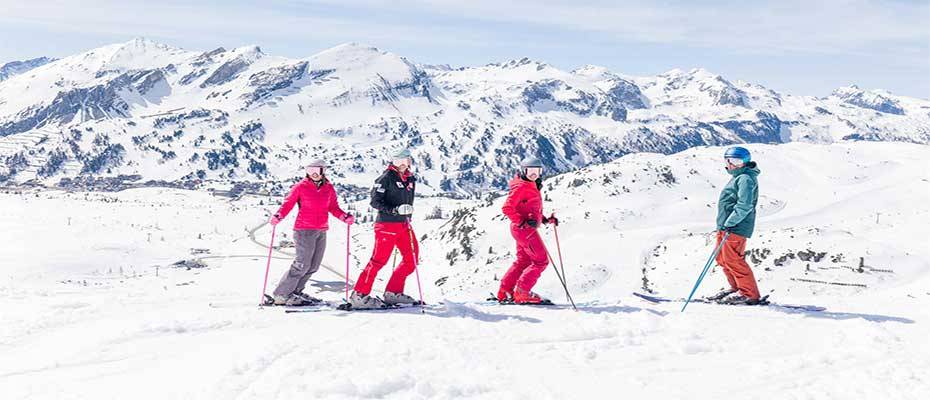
top-left (345, 224), bottom-right (351, 303)
top-left (553, 222), bottom-right (568, 289)
top-left (259, 224), bottom-right (277, 307)
top-left (409, 225), bottom-right (425, 307)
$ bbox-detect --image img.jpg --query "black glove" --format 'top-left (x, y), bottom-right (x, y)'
top-left (544, 216), bottom-right (559, 226)
top-left (524, 219), bottom-right (539, 228)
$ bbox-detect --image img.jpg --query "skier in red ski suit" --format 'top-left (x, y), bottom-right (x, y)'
top-left (498, 157), bottom-right (558, 304)
top-left (349, 148), bottom-right (421, 309)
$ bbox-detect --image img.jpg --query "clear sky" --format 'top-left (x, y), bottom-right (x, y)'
top-left (1, 0), bottom-right (928, 99)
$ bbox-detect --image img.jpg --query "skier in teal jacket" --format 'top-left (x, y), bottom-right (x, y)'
top-left (709, 146), bottom-right (762, 304)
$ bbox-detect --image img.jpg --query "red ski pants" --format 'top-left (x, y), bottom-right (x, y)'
top-left (715, 231), bottom-right (760, 300)
top-left (500, 225), bottom-right (549, 293)
top-left (354, 222), bottom-right (419, 295)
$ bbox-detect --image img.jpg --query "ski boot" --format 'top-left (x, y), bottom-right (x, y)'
top-left (348, 291), bottom-right (386, 309)
top-left (513, 288), bottom-right (549, 304)
top-left (705, 287), bottom-right (738, 302)
top-left (274, 294), bottom-right (313, 306)
top-left (383, 291), bottom-right (419, 305)
top-left (496, 287), bottom-right (514, 303)
top-left (719, 293), bottom-right (764, 305)
top-left (294, 292), bottom-right (323, 305)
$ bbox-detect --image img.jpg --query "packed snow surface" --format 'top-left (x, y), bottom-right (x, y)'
top-left (1, 142), bottom-right (929, 399)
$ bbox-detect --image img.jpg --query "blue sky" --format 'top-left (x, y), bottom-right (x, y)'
top-left (1, 0), bottom-right (928, 98)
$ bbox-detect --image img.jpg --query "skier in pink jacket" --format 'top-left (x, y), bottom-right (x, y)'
top-left (268, 159), bottom-right (355, 306)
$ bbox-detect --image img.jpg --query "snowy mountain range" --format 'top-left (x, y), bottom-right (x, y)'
top-left (1, 38), bottom-right (928, 193)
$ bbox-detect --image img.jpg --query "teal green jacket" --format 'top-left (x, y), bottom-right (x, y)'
top-left (716, 162), bottom-right (760, 238)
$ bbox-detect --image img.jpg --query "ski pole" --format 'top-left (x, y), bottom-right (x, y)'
top-left (543, 242), bottom-right (577, 311)
top-left (552, 223), bottom-right (569, 294)
top-left (545, 251), bottom-right (577, 310)
top-left (408, 224), bottom-right (425, 309)
top-left (259, 224), bottom-right (277, 307)
top-left (345, 224), bottom-right (351, 304)
top-left (682, 231), bottom-right (730, 312)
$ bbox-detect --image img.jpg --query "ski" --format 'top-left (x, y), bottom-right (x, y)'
top-left (484, 296), bottom-right (561, 307)
top-left (208, 301), bottom-right (334, 310)
top-left (284, 302), bottom-right (433, 313)
top-left (277, 304), bottom-right (337, 312)
top-left (494, 302), bottom-right (568, 308)
top-left (258, 294), bottom-right (333, 309)
top-left (633, 292), bottom-right (825, 312)
top-left (340, 302), bottom-right (426, 311)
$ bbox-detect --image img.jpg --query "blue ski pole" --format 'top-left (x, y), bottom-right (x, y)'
top-left (682, 231), bottom-right (730, 312)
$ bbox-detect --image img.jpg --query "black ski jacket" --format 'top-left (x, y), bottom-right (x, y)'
top-left (370, 166), bottom-right (416, 223)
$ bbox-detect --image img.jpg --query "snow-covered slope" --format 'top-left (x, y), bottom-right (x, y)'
top-left (1, 39), bottom-right (928, 193)
top-left (1, 142), bottom-right (929, 399)
top-left (423, 142), bottom-right (930, 303)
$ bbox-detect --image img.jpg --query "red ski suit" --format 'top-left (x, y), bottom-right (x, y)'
top-left (354, 222), bottom-right (419, 295)
top-left (354, 166), bottom-right (419, 295)
top-left (500, 175), bottom-right (549, 293)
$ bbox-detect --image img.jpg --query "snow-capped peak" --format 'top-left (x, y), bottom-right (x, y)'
top-left (831, 85), bottom-right (905, 115)
top-left (227, 45), bottom-right (266, 61)
top-left (59, 37), bottom-right (193, 74)
top-left (659, 67), bottom-right (720, 80)
top-left (688, 67), bottom-right (714, 77)
top-left (310, 42), bottom-right (419, 84)
top-left (645, 67), bottom-right (750, 108)
top-left (312, 42), bottom-right (393, 65)
top-left (659, 68), bottom-right (684, 77)
top-left (491, 57), bottom-right (552, 71)
top-left (832, 85), bottom-right (863, 97)
top-left (572, 64), bottom-right (615, 80)
top-left (122, 37), bottom-right (183, 52)
top-left (103, 37), bottom-right (190, 69)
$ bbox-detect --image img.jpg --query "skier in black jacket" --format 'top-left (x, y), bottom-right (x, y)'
top-left (350, 148), bottom-right (421, 309)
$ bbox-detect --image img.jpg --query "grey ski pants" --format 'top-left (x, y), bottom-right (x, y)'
top-left (272, 229), bottom-right (327, 297)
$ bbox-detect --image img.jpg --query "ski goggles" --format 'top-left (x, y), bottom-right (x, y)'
top-left (725, 157), bottom-right (745, 167)
top-left (305, 166), bottom-right (325, 175)
top-left (523, 167), bottom-right (543, 176)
